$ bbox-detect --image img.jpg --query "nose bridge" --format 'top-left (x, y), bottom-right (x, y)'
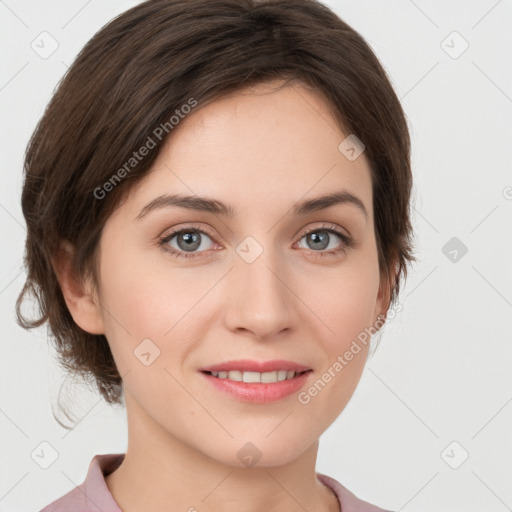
top-left (225, 233), bottom-right (295, 338)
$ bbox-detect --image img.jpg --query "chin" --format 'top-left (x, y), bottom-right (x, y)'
top-left (202, 433), bottom-right (313, 469)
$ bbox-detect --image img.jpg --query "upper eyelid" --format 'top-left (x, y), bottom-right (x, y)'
top-left (160, 224), bottom-right (216, 241)
top-left (160, 223), bottom-right (350, 249)
top-left (161, 222), bottom-right (348, 241)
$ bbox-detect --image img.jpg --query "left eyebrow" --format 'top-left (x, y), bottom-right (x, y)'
top-left (135, 190), bottom-right (368, 222)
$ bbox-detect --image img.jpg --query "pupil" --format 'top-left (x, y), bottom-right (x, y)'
top-left (178, 231), bottom-right (201, 251)
top-left (308, 231), bottom-right (328, 250)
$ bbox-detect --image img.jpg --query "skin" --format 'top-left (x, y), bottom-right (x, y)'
top-left (53, 79), bottom-right (392, 512)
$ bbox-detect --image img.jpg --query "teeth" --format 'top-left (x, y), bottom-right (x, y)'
top-left (209, 370), bottom-right (298, 383)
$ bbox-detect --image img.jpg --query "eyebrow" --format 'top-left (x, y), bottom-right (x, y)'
top-left (135, 189), bottom-right (368, 221)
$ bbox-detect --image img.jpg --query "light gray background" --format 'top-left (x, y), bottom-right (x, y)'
top-left (1, 1), bottom-right (511, 511)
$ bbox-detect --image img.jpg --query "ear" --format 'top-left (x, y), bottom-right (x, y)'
top-left (51, 240), bottom-right (105, 335)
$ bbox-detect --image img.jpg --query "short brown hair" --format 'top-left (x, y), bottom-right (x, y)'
top-left (16, 0), bottom-right (416, 424)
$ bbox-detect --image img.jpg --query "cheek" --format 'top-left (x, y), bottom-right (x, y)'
top-left (98, 255), bottom-right (211, 372)
top-left (299, 273), bottom-right (375, 423)
top-left (311, 261), bottom-right (379, 414)
top-left (301, 258), bottom-right (380, 349)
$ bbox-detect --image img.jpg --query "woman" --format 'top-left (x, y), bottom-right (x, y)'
top-left (17, 1), bottom-right (415, 511)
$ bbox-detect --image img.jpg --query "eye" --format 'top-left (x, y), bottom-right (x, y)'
top-left (158, 225), bottom-right (217, 259)
top-left (295, 223), bottom-right (352, 257)
top-left (157, 222), bottom-right (353, 260)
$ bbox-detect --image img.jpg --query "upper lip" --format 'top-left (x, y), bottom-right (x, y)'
top-left (199, 359), bottom-right (312, 373)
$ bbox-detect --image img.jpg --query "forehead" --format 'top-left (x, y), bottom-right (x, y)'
top-left (118, 80), bottom-right (373, 222)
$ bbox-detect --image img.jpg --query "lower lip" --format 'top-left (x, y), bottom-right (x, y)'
top-left (200, 371), bottom-right (312, 403)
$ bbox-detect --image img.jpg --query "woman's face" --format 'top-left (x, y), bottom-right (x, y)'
top-left (89, 80), bottom-right (388, 467)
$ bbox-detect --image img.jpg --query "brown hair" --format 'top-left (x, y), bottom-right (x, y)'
top-left (16, 0), bottom-right (416, 426)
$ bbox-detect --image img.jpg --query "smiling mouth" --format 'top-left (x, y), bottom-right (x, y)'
top-left (202, 369), bottom-right (312, 383)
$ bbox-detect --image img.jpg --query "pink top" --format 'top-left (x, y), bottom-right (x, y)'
top-left (39, 453), bottom-right (393, 512)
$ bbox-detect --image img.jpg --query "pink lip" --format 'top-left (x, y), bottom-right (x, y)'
top-left (200, 370), bottom-right (312, 403)
top-left (199, 359), bottom-right (311, 373)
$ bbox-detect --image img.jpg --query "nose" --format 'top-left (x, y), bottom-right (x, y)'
top-left (223, 246), bottom-right (297, 341)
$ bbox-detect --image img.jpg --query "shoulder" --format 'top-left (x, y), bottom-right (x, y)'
top-left (317, 472), bottom-right (395, 512)
top-left (38, 453), bottom-right (125, 512)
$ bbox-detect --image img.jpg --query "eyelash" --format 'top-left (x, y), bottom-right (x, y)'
top-left (157, 223), bottom-right (353, 260)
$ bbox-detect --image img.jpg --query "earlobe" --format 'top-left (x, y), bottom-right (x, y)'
top-left (51, 240), bottom-right (105, 335)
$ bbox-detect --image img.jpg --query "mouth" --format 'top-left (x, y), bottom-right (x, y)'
top-left (199, 359), bottom-right (312, 375)
top-left (200, 369), bottom-right (313, 403)
top-left (201, 369), bottom-right (312, 383)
